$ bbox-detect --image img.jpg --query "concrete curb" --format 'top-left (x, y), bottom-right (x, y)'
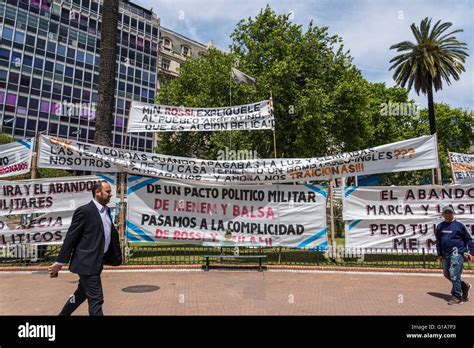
top-left (1, 264), bottom-right (473, 274)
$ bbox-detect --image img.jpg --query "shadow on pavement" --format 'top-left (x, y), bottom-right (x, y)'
top-left (427, 292), bottom-right (451, 301)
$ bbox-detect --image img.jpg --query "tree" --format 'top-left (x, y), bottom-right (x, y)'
top-left (157, 6), bottom-right (374, 159)
top-left (95, 0), bottom-right (119, 147)
top-left (389, 17), bottom-right (469, 136)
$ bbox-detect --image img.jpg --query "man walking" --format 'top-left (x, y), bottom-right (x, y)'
top-left (435, 205), bottom-right (473, 305)
top-left (48, 180), bottom-right (122, 315)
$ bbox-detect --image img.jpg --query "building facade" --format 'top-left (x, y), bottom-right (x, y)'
top-left (157, 26), bottom-right (210, 92)
top-left (0, 0), bottom-right (160, 152)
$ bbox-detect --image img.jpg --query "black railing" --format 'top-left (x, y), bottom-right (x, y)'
top-left (1, 244), bottom-right (473, 270)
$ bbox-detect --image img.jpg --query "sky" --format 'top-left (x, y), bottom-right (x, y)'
top-left (134, 0), bottom-right (474, 110)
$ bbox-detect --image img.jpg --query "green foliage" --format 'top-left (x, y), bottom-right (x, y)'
top-left (389, 17), bottom-right (469, 95)
top-left (0, 133), bottom-right (12, 145)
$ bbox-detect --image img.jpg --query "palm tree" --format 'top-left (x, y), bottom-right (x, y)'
top-left (95, 0), bottom-right (119, 147)
top-left (389, 17), bottom-right (469, 135)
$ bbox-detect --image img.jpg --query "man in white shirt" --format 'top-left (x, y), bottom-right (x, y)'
top-left (48, 180), bottom-right (122, 315)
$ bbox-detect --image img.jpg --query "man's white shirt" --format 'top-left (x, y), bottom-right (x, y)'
top-left (92, 198), bottom-right (112, 253)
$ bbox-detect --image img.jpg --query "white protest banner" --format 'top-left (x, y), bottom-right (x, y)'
top-left (39, 135), bottom-right (438, 184)
top-left (343, 185), bottom-right (474, 250)
top-left (128, 100), bottom-right (274, 132)
top-left (342, 185), bottom-right (474, 220)
top-left (126, 176), bottom-right (328, 249)
top-left (0, 211), bottom-right (72, 245)
top-left (0, 138), bottom-right (33, 178)
top-left (345, 218), bottom-right (474, 251)
top-left (449, 151), bottom-right (474, 184)
top-left (0, 174), bottom-right (116, 216)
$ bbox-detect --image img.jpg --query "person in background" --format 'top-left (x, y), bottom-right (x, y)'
top-left (435, 205), bottom-right (473, 305)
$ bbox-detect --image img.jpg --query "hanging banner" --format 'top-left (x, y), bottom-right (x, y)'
top-left (449, 151), bottom-right (474, 184)
top-left (0, 211), bottom-right (72, 245)
top-left (126, 176), bottom-right (328, 249)
top-left (0, 138), bottom-right (33, 178)
top-left (0, 174), bottom-right (116, 216)
top-left (342, 185), bottom-right (474, 220)
top-left (343, 185), bottom-right (474, 250)
top-left (127, 100), bottom-right (274, 132)
top-left (39, 135), bottom-right (438, 184)
top-left (345, 218), bottom-right (474, 251)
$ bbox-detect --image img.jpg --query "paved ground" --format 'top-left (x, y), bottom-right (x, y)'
top-left (0, 269), bottom-right (473, 315)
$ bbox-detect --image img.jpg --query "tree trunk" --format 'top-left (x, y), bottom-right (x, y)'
top-left (426, 77), bottom-right (441, 184)
top-left (426, 77), bottom-right (436, 135)
top-left (95, 0), bottom-right (119, 147)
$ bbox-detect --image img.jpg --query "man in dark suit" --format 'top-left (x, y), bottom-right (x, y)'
top-left (48, 180), bottom-right (122, 315)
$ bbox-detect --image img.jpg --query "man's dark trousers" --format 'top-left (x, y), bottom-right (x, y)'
top-left (59, 272), bottom-right (104, 316)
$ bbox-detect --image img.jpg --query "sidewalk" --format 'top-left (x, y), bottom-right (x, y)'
top-left (1, 269), bottom-right (473, 315)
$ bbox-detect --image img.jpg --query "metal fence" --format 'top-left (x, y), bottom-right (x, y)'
top-left (1, 243), bottom-right (473, 270)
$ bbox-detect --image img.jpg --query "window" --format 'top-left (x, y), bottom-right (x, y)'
top-left (36, 38), bottom-right (46, 49)
top-left (0, 70), bottom-right (8, 82)
top-left (43, 80), bottom-right (51, 92)
top-left (53, 83), bottom-right (62, 94)
top-left (63, 85), bottom-right (72, 96)
top-left (18, 96), bottom-right (28, 107)
top-left (76, 50), bottom-right (85, 62)
top-left (47, 41), bottom-right (56, 53)
top-left (34, 57), bottom-right (44, 69)
top-left (11, 51), bottom-right (22, 65)
top-left (55, 63), bottom-right (64, 74)
top-left (163, 38), bottom-right (171, 50)
top-left (67, 47), bottom-right (76, 59)
top-left (91, 1), bottom-right (98, 12)
top-left (6, 93), bottom-right (17, 106)
top-left (74, 69), bottom-right (83, 80)
top-left (182, 46), bottom-right (191, 56)
top-left (20, 75), bottom-right (30, 87)
top-left (123, 15), bottom-right (130, 26)
top-left (65, 67), bottom-right (74, 77)
top-left (45, 60), bottom-right (54, 72)
top-left (32, 78), bottom-right (42, 89)
top-left (0, 48), bottom-right (10, 61)
top-left (2, 27), bottom-right (14, 41)
top-left (29, 98), bottom-right (39, 110)
top-left (161, 58), bottom-right (170, 70)
top-left (40, 100), bottom-right (50, 113)
top-left (86, 52), bottom-right (94, 65)
top-left (26, 34), bottom-right (36, 46)
top-left (9, 72), bottom-right (19, 84)
top-left (57, 44), bottom-right (67, 57)
top-left (23, 55), bottom-right (33, 66)
top-left (84, 71), bottom-right (92, 82)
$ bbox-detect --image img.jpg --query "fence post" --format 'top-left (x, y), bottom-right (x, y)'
top-left (316, 247), bottom-right (320, 266)
top-left (278, 247), bottom-right (282, 264)
top-left (422, 248), bottom-right (426, 269)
